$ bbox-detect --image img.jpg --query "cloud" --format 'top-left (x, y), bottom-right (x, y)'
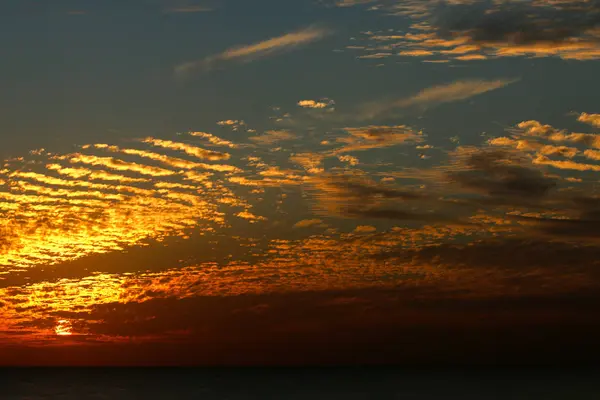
top-left (396, 78), bottom-right (517, 108)
top-left (333, 125), bottom-right (422, 154)
top-left (236, 211), bottom-right (266, 222)
top-left (355, 0), bottom-right (600, 62)
top-left (297, 99), bottom-right (335, 109)
top-left (89, 144), bottom-right (210, 170)
top-left (290, 152), bottom-right (326, 174)
top-left (353, 225), bottom-right (377, 233)
top-left (175, 26), bottom-right (331, 78)
top-left (361, 79), bottom-right (517, 118)
top-left (249, 130), bottom-right (297, 145)
top-left (516, 120), bottom-right (600, 148)
top-left (358, 52), bottom-right (392, 59)
top-left (216, 120), bottom-right (248, 132)
top-left (533, 155), bottom-right (600, 172)
top-left (293, 219), bottom-right (325, 228)
top-left (142, 138), bottom-right (231, 161)
top-left (68, 154), bottom-right (176, 177)
top-left (0, 127), bottom-right (320, 270)
top-left (217, 120), bottom-right (244, 126)
top-left (335, 0), bottom-right (378, 7)
top-left (398, 50), bottom-right (435, 56)
top-left (305, 173), bottom-right (434, 221)
top-left (432, 0), bottom-right (600, 48)
top-left (338, 155), bottom-right (359, 166)
top-left (578, 112), bottom-right (600, 128)
top-left (46, 164), bottom-right (149, 183)
top-left (187, 132), bottom-right (239, 148)
top-left (448, 149), bottom-right (558, 200)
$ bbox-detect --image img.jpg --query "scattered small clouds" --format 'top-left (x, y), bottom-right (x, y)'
top-left (236, 211), bottom-right (266, 222)
top-left (298, 99), bottom-right (335, 110)
top-left (351, 0), bottom-right (600, 63)
top-left (338, 155), bottom-right (359, 166)
top-left (217, 120), bottom-right (247, 132)
top-left (175, 26), bottom-right (332, 78)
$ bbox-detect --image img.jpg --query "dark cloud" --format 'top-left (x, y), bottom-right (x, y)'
top-left (375, 237), bottom-right (600, 273)
top-left (433, 0), bottom-right (600, 45)
top-left (307, 173), bottom-right (432, 221)
top-left (536, 217), bottom-right (600, 239)
top-left (515, 195), bottom-right (600, 239)
top-left (448, 149), bottom-right (557, 199)
top-left (328, 174), bottom-right (424, 200)
top-left (346, 207), bottom-right (447, 222)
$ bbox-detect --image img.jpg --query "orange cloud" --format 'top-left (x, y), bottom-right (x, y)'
top-left (142, 138), bottom-right (231, 161)
top-left (175, 26), bottom-right (331, 77)
top-left (578, 112), bottom-right (600, 128)
top-left (293, 219), bottom-right (325, 228)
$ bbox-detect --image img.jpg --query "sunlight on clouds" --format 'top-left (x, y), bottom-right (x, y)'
top-left (293, 219), bottom-right (325, 228)
top-left (353, 225), bottom-right (377, 233)
top-left (578, 113), bottom-right (600, 128)
top-left (0, 134), bottom-right (267, 270)
top-left (175, 26), bottom-right (332, 77)
top-left (55, 320), bottom-right (73, 336)
top-left (297, 99), bottom-right (335, 110)
top-left (348, 0), bottom-right (600, 63)
top-left (1, 108), bottom-right (600, 344)
top-left (142, 138), bottom-right (231, 161)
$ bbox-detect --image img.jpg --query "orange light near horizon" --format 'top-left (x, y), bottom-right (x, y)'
top-left (55, 319), bottom-right (73, 336)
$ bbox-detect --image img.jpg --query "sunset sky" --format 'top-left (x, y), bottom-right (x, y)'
top-left (1, 0), bottom-right (600, 366)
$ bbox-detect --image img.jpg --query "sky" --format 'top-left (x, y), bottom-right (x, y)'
top-left (1, 0), bottom-right (600, 366)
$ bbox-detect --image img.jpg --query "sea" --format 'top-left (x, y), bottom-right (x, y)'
top-left (1, 368), bottom-right (599, 399)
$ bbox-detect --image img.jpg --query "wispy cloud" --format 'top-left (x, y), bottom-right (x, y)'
top-left (397, 79), bottom-right (518, 108)
top-left (335, 0), bottom-right (378, 7)
top-left (249, 130), bottom-right (297, 146)
top-left (175, 26), bottom-right (332, 78)
top-left (361, 78), bottom-right (517, 118)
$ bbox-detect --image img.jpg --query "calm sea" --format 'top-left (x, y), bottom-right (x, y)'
top-left (1, 368), bottom-right (599, 399)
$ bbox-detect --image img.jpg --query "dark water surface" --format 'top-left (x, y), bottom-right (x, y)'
top-left (1, 368), bottom-right (599, 399)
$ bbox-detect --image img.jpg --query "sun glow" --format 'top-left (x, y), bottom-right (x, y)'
top-left (55, 319), bottom-right (73, 336)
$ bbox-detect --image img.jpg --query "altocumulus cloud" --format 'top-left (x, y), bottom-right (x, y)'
top-left (175, 26), bottom-right (332, 78)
